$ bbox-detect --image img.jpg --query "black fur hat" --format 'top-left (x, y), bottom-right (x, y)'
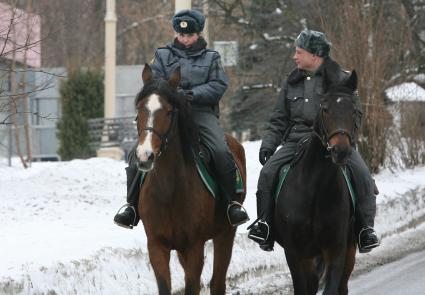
top-left (172, 9), bottom-right (205, 34)
top-left (295, 29), bottom-right (331, 57)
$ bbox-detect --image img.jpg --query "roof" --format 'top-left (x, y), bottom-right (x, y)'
top-left (386, 82), bottom-right (425, 102)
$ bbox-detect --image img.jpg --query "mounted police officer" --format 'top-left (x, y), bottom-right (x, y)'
top-left (114, 9), bottom-right (249, 229)
top-left (248, 29), bottom-right (380, 253)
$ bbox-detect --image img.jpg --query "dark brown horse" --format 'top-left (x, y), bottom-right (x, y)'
top-left (134, 64), bottom-right (246, 295)
top-left (274, 71), bottom-right (359, 295)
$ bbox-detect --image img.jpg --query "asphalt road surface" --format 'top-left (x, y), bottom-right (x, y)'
top-left (349, 249), bottom-right (425, 295)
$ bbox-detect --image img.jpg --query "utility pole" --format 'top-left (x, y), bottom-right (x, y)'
top-left (175, 0), bottom-right (191, 13)
top-left (202, 0), bottom-right (209, 45)
top-left (104, 0), bottom-right (117, 119)
top-left (99, 0), bottom-right (123, 160)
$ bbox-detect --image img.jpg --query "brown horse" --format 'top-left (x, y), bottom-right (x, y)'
top-left (134, 64), bottom-right (246, 295)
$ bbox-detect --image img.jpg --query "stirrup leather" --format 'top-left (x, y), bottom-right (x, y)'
top-left (115, 203), bottom-right (138, 229)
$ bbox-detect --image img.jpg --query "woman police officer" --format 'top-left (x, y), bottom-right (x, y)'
top-left (113, 9), bottom-right (249, 229)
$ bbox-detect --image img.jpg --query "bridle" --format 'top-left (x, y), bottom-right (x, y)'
top-left (136, 108), bottom-right (178, 157)
top-left (313, 96), bottom-right (356, 151)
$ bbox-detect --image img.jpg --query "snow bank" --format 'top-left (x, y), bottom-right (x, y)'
top-left (1, 141), bottom-right (424, 294)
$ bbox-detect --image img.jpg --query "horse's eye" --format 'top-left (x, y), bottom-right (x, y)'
top-left (138, 107), bottom-right (149, 115)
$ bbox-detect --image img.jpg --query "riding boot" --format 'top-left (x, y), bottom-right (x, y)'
top-left (218, 169), bottom-right (249, 227)
top-left (113, 164), bottom-right (141, 229)
top-left (353, 175), bottom-right (380, 253)
top-left (355, 205), bottom-right (380, 253)
top-left (248, 190), bottom-right (275, 251)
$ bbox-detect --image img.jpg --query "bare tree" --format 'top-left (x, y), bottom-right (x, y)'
top-left (318, 0), bottom-right (412, 172)
top-left (0, 0), bottom-right (44, 167)
top-left (207, 0), bottom-right (302, 135)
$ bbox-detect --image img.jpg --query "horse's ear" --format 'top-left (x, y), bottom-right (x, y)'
top-left (345, 70), bottom-right (358, 92)
top-left (168, 67), bottom-right (181, 89)
top-left (142, 63), bottom-right (153, 83)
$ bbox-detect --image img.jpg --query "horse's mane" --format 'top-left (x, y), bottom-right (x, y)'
top-left (325, 84), bottom-right (355, 98)
top-left (135, 79), bottom-right (199, 162)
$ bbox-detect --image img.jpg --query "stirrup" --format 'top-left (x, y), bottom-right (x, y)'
top-left (248, 220), bottom-right (270, 243)
top-left (227, 201), bottom-right (249, 226)
top-left (358, 227), bottom-right (380, 253)
top-left (114, 203), bottom-right (138, 229)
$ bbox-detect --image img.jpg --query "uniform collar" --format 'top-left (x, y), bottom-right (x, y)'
top-left (169, 37), bottom-right (207, 57)
top-left (288, 57), bottom-right (340, 85)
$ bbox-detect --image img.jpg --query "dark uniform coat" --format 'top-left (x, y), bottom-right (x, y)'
top-left (149, 39), bottom-right (237, 191)
top-left (150, 40), bottom-right (228, 116)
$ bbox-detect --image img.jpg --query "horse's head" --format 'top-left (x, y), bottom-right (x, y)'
top-left (134, 64), bottom-right (197, 171)
top-left (134, 64), bottom-right (181, 171)
top-left (315, 70), bottom-right (358, 165)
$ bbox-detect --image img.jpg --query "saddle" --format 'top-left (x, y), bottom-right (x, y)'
top-left (274, 135), bottom-right (356, 210)
top-left (137, 144), bottom-right (245, 199)
top-left (195, 144), bottom-right (245, 199)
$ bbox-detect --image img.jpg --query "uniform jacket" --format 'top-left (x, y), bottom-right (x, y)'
top-left (150, 38), bottom-right (228, 116)
top-left (261, 57), bottom-right (362, 153)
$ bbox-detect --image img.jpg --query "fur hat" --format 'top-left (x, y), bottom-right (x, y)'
top-left (295, 29), bottom-right (331, 57)
top-left (172, 9), bottom-right (205, 34)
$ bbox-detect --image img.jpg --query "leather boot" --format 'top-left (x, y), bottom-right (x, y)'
top-left (219, 169), bottom-right (249, 226)
top-left (113, 164), bottom-right (141, 229)
top-left (248, 190), bottom-right (275, 251)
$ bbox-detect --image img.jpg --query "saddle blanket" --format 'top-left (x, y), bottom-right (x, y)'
top-left (274, 164), bottom-right (356, 210)
top-left (138, 155), bottom-right (245, 199)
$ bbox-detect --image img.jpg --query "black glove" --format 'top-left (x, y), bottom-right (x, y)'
top-left (259, 149), bottom-right (273, 165)
top-left (177, 88), bottom-right (194, 102)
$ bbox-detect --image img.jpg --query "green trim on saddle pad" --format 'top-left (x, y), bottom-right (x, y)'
top-left (139, 170), bottom-right (147, 187)
top-left (138, 158), bottom-right (245, 199)
top-left (274, 164), bottom-right (291, 203)
top-left (274, 165), bottom-right (356, 209)
top-left (194, 155), bottom-right (245, 199)
top-left (341, 167), bottom-right (356, 210)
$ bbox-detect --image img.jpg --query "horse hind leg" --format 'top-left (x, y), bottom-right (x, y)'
top-left (147, 240), bottom-right (172, 295)
top-left (178, 242), bottom-right (206, 295)
top-left (210, 227), bottom-right (236, 295)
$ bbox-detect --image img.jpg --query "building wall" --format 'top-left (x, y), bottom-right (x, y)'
top-left (0, 2), bottom-right (41, 68)
top-left (6, 65), bottom-right (144, 160)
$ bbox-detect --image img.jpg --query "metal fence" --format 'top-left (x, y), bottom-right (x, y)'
top-left (88, 116), bottom-right (138, 158)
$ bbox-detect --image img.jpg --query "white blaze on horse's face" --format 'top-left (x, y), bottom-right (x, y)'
top-left (136, 94), bottom-right (163, 164)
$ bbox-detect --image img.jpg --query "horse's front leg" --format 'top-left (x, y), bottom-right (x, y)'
top-left (338, 242), bottom-right (356, 295)
top-left (322, 247), bottom-right (347, 295)
top-left (148, 239), bottom-right (172, 295)
top-left (210, 226), bottom-right (236, 295)
top-left (177, 242), bottom-right (205, 295)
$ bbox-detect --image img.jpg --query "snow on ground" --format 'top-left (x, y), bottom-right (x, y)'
top-left (0, 141), bottom-right (424, 295)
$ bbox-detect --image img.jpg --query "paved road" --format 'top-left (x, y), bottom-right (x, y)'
top-left (349, 249), bottom-right (425, 295)
top-left (229, 250), bottom-right (425, 295)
